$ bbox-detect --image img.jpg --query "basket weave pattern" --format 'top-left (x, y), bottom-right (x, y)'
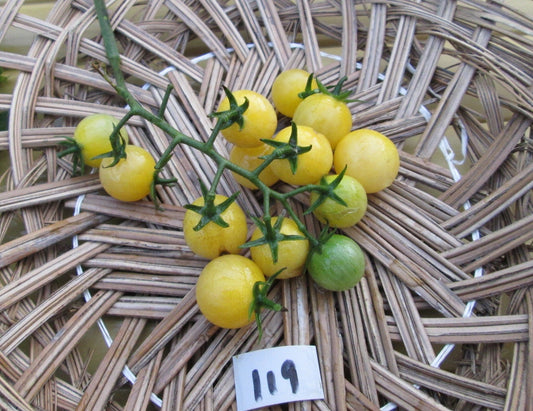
top-left (0, 0), bottom-right (532, 409)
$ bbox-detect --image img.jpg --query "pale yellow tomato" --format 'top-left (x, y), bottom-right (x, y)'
top-left (249, 217), bottom-right (309, 279)
top-left (196, 254), bottom-right (265, 329)
top-left (217, 89), bottom-right (277, 148)
top-left (74, 113), bottom-right (129, 168)
top-left (270, 124), bottom-right (333, 186)
top-left (293, 93), bottom-right (352, 149)
top-left (271, 69), bottom-right (318, 117)
top-left (229, 143), bottom-right (279, 189)
top-left (310, 174), bottom-right (367, 228)
top-left (334, 129), bottom-right (400, 193)
top-left (183, 194), bottom-right (248, 260)
top-left (99, 145), bottom-right (155, 202)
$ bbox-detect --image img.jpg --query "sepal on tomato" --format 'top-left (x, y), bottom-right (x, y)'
top-left (58, 137), bottom-right (85, 176)
top-left (248, 269), bottom-right (287, 343)
top-left (305, 166), bottom-right (349, 215)
top-left (184, 180), bottom-right (241, 231)
top-left (262, 122), bottom-right (312, 175)
top-left (242, 213), bottom-right (306, 264)
top-left (298, 74), bottom-right (360, 104)
top-left (209, 86), bottom-right (249, 131)
top-left (92, 130), bottom-right (128, 168)
top-left (304, 224), bottom-right (335, 271)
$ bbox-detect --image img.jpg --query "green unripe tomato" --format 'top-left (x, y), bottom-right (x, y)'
top-left (307, 234), bottom-right (365, 291)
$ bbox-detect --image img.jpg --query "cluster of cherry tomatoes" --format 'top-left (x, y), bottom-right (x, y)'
top-left (188, 69), bottom-right (400, 331)
top-left (66, 69), bottom-right (400, 335)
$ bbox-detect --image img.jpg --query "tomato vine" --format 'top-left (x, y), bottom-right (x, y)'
top-left (89, 0), bottom-right (363, 338)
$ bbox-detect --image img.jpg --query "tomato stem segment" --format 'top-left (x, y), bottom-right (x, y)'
top-left (58, 137), bottom-right (84, 176)
top-left (249, 269), bottom-right (287, 343)
top-left (158, 84), bottom-right (174, 119)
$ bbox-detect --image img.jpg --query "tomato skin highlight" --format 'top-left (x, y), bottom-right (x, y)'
top-left (217, 89), bottom-right (277, 148)
top-left (183, 195), bottom-right (248, 260)
top-left (74, 113), bottom-right (129, 168)
top-left (196, 254), bottom-right (266, 329)
top-left (307, 234), bottom-right (365, 291)
top-left (292, 93), bottom-right (352, 149)
top-left (99, 145), bottom-right (155, 202)
top-left (334, 129), bottom-right (400, 193)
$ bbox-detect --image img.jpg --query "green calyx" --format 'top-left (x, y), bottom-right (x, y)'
top-left (58, 137), bottom-right (85, 176)
top-left (242, 213), bottom-right (305, 264)
top-left (298, 74), bottom-right (358, 103)
top-left (92, 125), bottom-right (128, 168)
top-left (184, 180), bottom-right (240, 231)
top-left (209, 86), bottom-right (249, 131)
top-left (262, 122), bottom-right (311, 175)
top-left (249, 269), bottom-right (287, 343)
top-left (304, 224), bottom-right (336, 270)
top-left (305, 166), bottom-right (349, 215)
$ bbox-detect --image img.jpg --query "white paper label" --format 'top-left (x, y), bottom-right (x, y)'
top-left (233, 345), bottom-right (324, 411)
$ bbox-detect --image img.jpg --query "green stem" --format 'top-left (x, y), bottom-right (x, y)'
top-left (158, 84), bottom-right (174, 119)
top-left (277, 196), bottom-right (320, 248)
top-left (93, 0), bottom-right (128, 99)
top-left (249, 147), bottom-right (278, 178)
top-left (208, 159), bottom-right (226, 196)
top-left (205, 117), bottom-right (225, 150)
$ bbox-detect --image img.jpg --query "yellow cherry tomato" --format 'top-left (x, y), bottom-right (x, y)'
top-left (292, 93), bottom-right (352, 149)
top-left (310, 174), bottom-right (367, 228)
top-left (229, 143), bottom-right (279, 189)
top-left (217, 89), bottom-right (277, 148)
top-left (249, 217), bottom-right (309, 279)
top-left (183, 194), bottom-right (248, 260)
top-left (334, 129), bottom-right (400, 193)
top-left (196, 254), bottom-right (265, 329)
top-left (270, 124), bottom-right (333, 186)
top-left (99, 145), bottom-right (155, 202)
top-left (271, 69), bottom-right (318, 117)
top-left (74, 113), bottom-right (129, 168)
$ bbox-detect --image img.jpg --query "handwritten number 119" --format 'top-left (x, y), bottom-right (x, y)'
top-left (252, 360), bottom-right (299, 401)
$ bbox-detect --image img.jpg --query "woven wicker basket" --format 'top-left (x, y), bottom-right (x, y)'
top-left (1, 0), bottom-right (532, 410)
